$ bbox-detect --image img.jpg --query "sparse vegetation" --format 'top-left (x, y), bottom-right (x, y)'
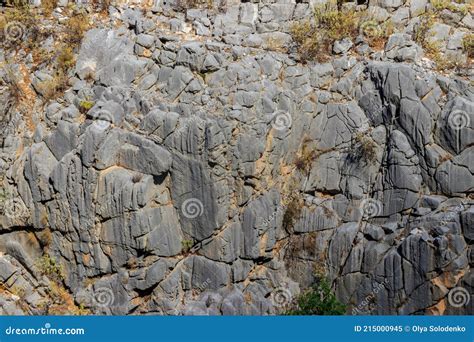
top-left (4, 66), bottom-right (24, 106)
top-left (431, 0), bottom-right (468, 15)
top-left (352, 132), bottom-right (378, 163)
top-left (57, 46), bottom-right (76, 72)
top-left (177, 0), bottom-right (213, 11)
top-left (182, 239), bottom-right (194, 253)
top-left (41, 0), bottom-right (58, 17)
top-left (463, 34), bottom-right (474, 58)
top-left (78, 100), bottom-right (95, 114)
top-left (290, 3), bottom-right (359, 62)
top-left (264, 36), bottom-right (287, 53)
top-left (282, 196), bottom-right (303, 233)
top-left (46, 282), bottom-right (91, 315)
top-left (36, 71), bottom-right (69, 102)
top-left (290, 1), bottom-right (394, 62)
top-left (360, 18), bottom-right (394, 50)
top-left (286, 275), bottom-right (346, 315)
top-left (413, 4), bottom-right (472, 71)
top-left (91, 0), bottom-right (112, 13)
top-left (294, 139), bottom-right (318, 173)
top-left (37, 254), bottom-right (64, 283)
top-left (63, 13), bottom-right (90, 48)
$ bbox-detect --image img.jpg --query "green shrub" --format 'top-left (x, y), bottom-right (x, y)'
top-left (313, 4), bottom-right (358, 41)
top-left (290, 3), bottom-right (359, 62)
top-left (181, 239), bottom-right (194, 253)
top-left (78, 100), bottom-right (95, 114)
top-left (37, 254), bottom-right (64, 283)
top-left (286, 277), bottom-right (346, 315)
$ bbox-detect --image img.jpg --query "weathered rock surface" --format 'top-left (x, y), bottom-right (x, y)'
top-left (0, 0), bottom-right (472, 316)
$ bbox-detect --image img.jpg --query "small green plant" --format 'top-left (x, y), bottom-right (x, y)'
top-left (286, 276), bottom-right (346, 315)
top-left (462, 34), bottom-right (474, 58)
top-left (181, 239), bottom-right (194, 253)
top-left (37, 254), bottom-right (64, 283)
top-left (78, 100), bottom-right (94, 114)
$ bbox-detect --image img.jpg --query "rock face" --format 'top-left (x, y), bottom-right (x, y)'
top-left (0, 0), bottom-right (473, 315)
